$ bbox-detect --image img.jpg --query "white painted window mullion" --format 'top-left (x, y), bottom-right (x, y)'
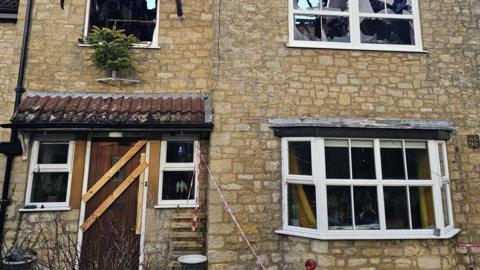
top-left (428, 140), bottom-right (444, 231)
top-left (349, 0), bottom-right (361, 46)
top-left (374, 139), bottom-right (386, 231)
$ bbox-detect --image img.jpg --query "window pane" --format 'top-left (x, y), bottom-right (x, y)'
top-left (386, 0), bottom-right (412, 14)
top-left (111, 156), bottom-right (124, 182)
top-left (89, 0), bottom-right (157, 42)
top-left (353, 186), bottom-right (379, 229)
top-left (323, 0), bottom-right (348, 11)
top-left (288, 184), bottom-right (317, 229)
top-left (359, 0), bottom-right (385, 13)
top-left (441, 184), bottom-right (451, 227)
top-left (30, 172), bottom-right (68, 203)
top-left (294, 0), bottom-right (320, 10)
top-left (294, 15), bottom-right (350, 43)
top-left (38, 142), bottom-right (69, 164)
top-left (166, 142), bottom-right (194, 163)
top-left (327, 186), bottom-right (353, 230)
top-left (288, 141), bottom-right (312, 175)
top-left (162, 171), bottom-right (195, 200)
top-left (380, 141), bottom-right (406, 179)
top-left (438, 143), bottom-right (446, 177)
top-left (384, 187), bottom-right (409, 229)
top-left (360, 18), bottom-right (415, 45)
top-left (405, 142), bottom-right (431, 179)
top-left (325, 139), bottom-right (350, 179)
top-left (351, 140), bottom-right (375, 179)
top-left (409, 186), bottom-right (435, 229)
top-left (359, 0), bottom-right (411, 14)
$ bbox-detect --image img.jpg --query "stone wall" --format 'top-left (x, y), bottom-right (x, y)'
top-left (207, 0), bottom-right (480, 269)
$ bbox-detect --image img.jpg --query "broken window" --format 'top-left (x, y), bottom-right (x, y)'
top-left (158, 140), bottom-right (199, 207)
top-left (85, 0), bottom-right (159, 46)
top-left (25, 141), bottom-right (74, 209)
top-left (290, 0), bottom-right (422, 51)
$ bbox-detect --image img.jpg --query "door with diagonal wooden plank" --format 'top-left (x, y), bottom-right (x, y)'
top-left (80, 139), bottom-right (144, 270)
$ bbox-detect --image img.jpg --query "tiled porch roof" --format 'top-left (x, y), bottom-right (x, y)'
top-left (8, 92), bottom-right (212, 129)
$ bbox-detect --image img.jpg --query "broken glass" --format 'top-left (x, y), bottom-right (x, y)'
top-left (294, 15), bottom-right (350, 42)
top-left (360, 18), bottom-right (414, 45)
top-left (294, 0), bottom-right (321, 10)
top-left (89, 0), bottom-right (157, 42)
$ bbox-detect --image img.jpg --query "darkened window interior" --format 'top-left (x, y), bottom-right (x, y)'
top-left (0, 0), bottom-right (19, 22)
top-left (89, 0), bottom-right (157, 41)
top-left (167, 142), bottom-right (194, 163)
top-left (30, 172), bottom-right (69, 203)
top-left (288, 141), bottom-right (312, 175)
top-left (162, 171), bottom-right (195, 200)
top-left (327, 186), bottom-right (353, 230)
top-left (38, 142), bottom-right (69, 164)
top-left (325, 139), bottom-right (349, 179)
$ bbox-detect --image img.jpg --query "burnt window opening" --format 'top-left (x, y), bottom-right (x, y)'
top-left (88, 0), bottom-right (157, 43)
top-left (0, 0), bottom-right (19, 23)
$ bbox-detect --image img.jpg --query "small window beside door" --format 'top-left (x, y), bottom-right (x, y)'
top-left (157, 140), bottom-right (199, 208)
top-left (24, 140), bottom-right (74, 210)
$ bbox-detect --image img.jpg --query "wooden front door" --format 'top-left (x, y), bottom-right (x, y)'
top-left (81, 139), bottom-right (144, 270)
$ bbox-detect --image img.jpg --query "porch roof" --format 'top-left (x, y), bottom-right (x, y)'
top-left (4, 92), bottom-right (213, 131)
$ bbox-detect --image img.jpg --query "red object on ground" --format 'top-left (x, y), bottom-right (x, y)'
top-left (305, 258), bottom-right (316, 270)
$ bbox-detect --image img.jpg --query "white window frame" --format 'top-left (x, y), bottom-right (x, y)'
top-left (277, 137), bottom-right (460, 240)
top-left (288, 0), bottom-right (424, 52)
top-left (25, 138), bottom-right (75, 209)
top-left (156, 139), bottom-right (199, 208)
top-left (82, 0), bottom-right (160, 48)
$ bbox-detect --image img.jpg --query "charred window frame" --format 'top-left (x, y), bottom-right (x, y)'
top-left (24, 138), bottom-right (75, 210)
top-left (288, 0), bottom-right (424, 52)
top-left (278, 137), bottom-right (458, 240)
top-left (0, 0), bottom-right (19, 23)
top-left (83, 0), bottom-right (160, 48)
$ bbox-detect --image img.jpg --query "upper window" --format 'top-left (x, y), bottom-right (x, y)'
top-left (83, 0), bottom-right (159, 47)
top-left (280, 137), bottom-right (456, 239)
top-left (0, 0), bottom-right (19, 23)
top-left (289, 0), bottom-right (423, 51)
top-left (157, 140), bottom-right (199, 208)
top-left (25, 140), bottom-right (75, 209)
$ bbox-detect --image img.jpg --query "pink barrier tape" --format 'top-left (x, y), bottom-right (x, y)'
top-left (200, 152), bottom-right (267, 270)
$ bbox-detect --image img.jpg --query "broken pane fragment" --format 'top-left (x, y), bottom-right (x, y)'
top-left (294, 0), bottom-right (320, 10)
top-left (294, 15), bottom-right (350, 42)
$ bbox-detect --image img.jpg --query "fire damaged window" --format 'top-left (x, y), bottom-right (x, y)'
top-left (280, 138), bottom-right (456, 239)
top-left (25, 140), bottom-right (74, 209)
top-left (157, 140), bottom-right (199, 207)
top-left (0, 0), bottom-right (19, 22)
top-left (289, 0), bottom-right (423, 51)
top-left (85, 0), bottom-right (159, 46)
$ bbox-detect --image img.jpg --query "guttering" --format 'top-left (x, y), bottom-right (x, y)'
top-left (0, 0), bottom-right (34, 248)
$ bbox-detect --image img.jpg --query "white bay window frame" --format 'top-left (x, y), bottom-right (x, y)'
top-left (288, 0), bottom-right (424, 52)
top-left (156, 139), bottom-right (199, 208)
top-left (278, 137), bottom-right (459, 240)
top-left (24, 139), bottom-right (75, 210)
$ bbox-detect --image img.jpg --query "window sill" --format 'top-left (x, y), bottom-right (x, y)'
top-left (275, 228), bottom-right (461, 240)
top-left (19, 206), bottom-right (71, 212)
top-left (286, 41), bottom-right (428, 53)
top-left (154, 203), bottom-right (198, 209)
top-left (77, 43), bottom-right (160, 50)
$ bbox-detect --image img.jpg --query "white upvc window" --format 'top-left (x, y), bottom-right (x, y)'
top-left (288, 0), bottom-right (423, 52)
top-left (25, 140), bottom-right (75, 209)
top-left (83, 0), bottom-right (160, 48)
top-left (156, 139), bottom-right (199, 208)
top-left (278, 137), bottom-right (459, 240)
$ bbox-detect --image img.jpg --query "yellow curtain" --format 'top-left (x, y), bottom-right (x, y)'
top-left (416, 151), bottom-right (435, 228)
top-left (293, 185), bottom-right (317, 228)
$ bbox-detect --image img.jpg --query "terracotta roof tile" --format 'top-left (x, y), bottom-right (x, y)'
top-left (10, 93), bottom-right (209, 127)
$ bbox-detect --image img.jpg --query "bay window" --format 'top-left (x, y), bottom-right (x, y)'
top-left (279, 137), bottom-right (457, 239)
top-left (289, 0), bottom-right (423, 51)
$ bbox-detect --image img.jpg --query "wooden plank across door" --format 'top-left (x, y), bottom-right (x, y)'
top-left (81, 155), bottom-right (148, 232)
top-left (135, 168), bottom-right (145, 235)
top-left (82, 140), bottom-right (147, 202)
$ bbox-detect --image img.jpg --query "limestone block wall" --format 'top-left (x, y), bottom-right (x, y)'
top-left (207, 0), bottom-right (480, 269)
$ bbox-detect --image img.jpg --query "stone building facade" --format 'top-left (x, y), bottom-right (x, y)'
top-left (0, 0), bottom-right (480, 270)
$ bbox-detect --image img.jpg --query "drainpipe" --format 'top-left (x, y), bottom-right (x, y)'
top-left (0, 0), bottom-right (34, 247)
